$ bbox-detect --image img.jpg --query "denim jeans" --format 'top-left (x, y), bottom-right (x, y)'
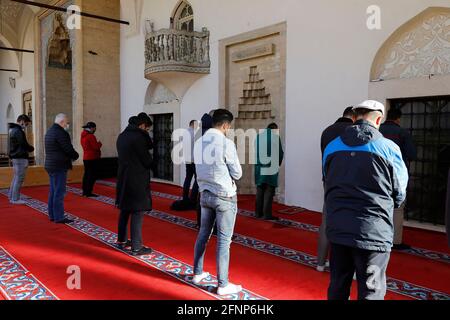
top-left (47, 170), bottom-right (68, 222)
top-left (9, 159), bottom-right (29, 202)
top-left (194, 190), bottom-right (238, 288)
top-left (317, 204), bottom-right (330, 266)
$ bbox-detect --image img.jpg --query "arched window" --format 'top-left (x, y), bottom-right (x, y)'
top-left (172, 1), bottom-right (194, 32)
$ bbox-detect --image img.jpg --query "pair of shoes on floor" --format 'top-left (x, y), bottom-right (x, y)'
top-left (316, 261), bottom-right (330, 272)
top-left (393, 243), bottom-right (412, 251)
top-left (192, 273), bottom-right (242, 296)
top-left (10, 200), bottom-right (27, 205)
top-left (116, 240), bottom-right (132, 250)
top-left (55, 218), bottom-right (74, 224)
top-left (131, 246), bottom-right (153, 256)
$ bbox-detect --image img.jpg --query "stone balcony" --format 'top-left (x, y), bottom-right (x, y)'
top-left (144, 27), bottom-right (211, 98)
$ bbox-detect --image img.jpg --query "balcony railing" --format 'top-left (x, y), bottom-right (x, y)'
top-left (145, 28), bottom-right (210, 76)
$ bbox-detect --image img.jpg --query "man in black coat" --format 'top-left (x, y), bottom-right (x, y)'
top-left (115, 114), bottom-right (154, 256)
top-left (45, 113), bottom-right (79, 224)
top-left (316, 107), bottom-right (356, 272)
top-left (380, 109), bottom-right (417, 250)
top-left (8, 115), bottom-right (34, 204)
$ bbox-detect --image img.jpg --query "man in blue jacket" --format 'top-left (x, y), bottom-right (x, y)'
top-left (45, 113), bottom-right (79, 224)
top-left (323, 100), bottom-right (408, 300)
top-left (380, 109), bottom-right (417, 250)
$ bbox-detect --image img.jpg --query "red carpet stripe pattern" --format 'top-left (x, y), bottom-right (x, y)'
top-left (96, 180), bottom-right (450, 265)
top-left (0, 247), bottom-right (59, 300)
top-left (66, 186), bottom-right (450, 301)
top-left (0, 189), bottom-right (266, 301)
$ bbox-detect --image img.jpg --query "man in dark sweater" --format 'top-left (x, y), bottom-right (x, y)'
top-left (380, 109), bottom-right (417, 250)
top-left (8, 115), bottom-right (34, 204)
top-left (316, 107), bottom-right (355, 272)
top-left (45, 113), bottom-right (79, 224)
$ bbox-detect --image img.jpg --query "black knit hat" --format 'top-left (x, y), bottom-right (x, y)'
top-left (82, 122), bottom-right (97, 129)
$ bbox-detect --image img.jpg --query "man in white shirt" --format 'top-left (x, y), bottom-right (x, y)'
top-left (192, 109), bottom-right (243, 296)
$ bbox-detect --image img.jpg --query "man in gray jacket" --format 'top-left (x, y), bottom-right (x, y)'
top-left (192, 109), bottom-right (243, 296)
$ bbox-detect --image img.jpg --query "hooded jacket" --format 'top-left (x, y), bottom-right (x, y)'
top-left (81, 130), bottom-right (102, 160)
top-left (322, 120), bottom-right (409, 252)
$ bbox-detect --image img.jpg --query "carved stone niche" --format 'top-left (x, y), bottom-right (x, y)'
top-left (48, 13), bottom-right (72, 69)
top-left (219, 23), bottom-right (287, 198)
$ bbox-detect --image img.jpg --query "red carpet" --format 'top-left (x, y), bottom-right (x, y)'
top-left (0, 181), bottom-right (448, 300)
top-left (89, 183), bottom-right (450, 297)
top-left (0, 196), bottom-right (214, 300)
top-left (147, 181), bottom-right (450, 255)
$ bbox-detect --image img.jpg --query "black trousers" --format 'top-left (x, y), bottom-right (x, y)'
top-left (183, 163), bottom-right (199, 203)
top-left (82, 160), bottom-right (98, 196)
top-left (117, 210), bottom-right (144, 251)
top-left (328, 243), bottom-right (390, 300)
top-left (256, 183), bottom-right (276, 218)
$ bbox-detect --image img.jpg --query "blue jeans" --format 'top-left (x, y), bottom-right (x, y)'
top-left (194, 190), bottom-right (238, 288)
top-left (47, 170), bottom-right (68, 222)
top-left (8, 159), bottom-right (29, 202)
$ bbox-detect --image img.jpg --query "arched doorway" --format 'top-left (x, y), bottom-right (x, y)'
top-left (143, 81), bottom-right (181, 184)
top-left (369, 7), bottom-right (450, 226)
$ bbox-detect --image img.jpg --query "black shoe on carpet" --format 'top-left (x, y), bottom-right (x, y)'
top-left (84, 194), bottom-right (99, 198)
top-left (116, 240), bottom-right (132, 250)
top-left (393, 243), bottom-right (412, 251)
top-left (131, 247), bottom-right (153, 256)
top-left (264, 216), bottom-right (280, 221)
top-left (56, 218), bottom-right (74, 224)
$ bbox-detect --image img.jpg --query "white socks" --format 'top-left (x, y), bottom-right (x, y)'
top-left (217, 283), bottom-right (243, 296)
top-left (193, 272), bottom-right (210, 285)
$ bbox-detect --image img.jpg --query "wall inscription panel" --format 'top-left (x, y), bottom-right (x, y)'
top-left (219, 23), bottom-right (287, 198)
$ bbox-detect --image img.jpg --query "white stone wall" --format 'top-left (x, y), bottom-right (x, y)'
top-left (120, 0), bottom-right (450, 212)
